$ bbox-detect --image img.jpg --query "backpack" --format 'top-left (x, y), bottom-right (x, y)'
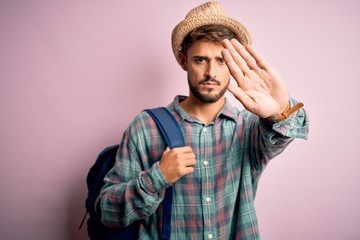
top-left (79, 107), bottom-right (185, 240)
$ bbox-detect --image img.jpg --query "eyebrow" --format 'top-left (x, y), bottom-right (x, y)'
top-left (192, 56), bottom-right (224, 61)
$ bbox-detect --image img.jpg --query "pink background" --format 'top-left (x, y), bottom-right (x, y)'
top-left (1, 0), bottom-right (359, 239)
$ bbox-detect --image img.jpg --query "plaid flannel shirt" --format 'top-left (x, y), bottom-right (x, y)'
top-left (97, 95), bottom-right (309, 239)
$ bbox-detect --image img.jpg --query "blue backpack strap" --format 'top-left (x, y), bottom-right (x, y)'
top-left (145, 107), bottom-right (185, 149)
top-left (144, 107), bottom-right (185, 240)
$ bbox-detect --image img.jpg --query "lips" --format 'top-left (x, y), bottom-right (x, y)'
top-left (199, 79), bottom-right (221, 86)
top-left (203, 82), bottom-right (217, 85)
top-left (201, 81), bottom-right (219, 90)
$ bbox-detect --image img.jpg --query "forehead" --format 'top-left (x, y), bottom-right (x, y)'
top-left (186, 41), bottom-right (224, 57)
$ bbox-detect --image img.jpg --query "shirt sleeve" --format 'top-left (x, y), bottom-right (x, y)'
top-left (247, 97), bottom-right (309, 179)
top-left (95, 114), bottom-right (171, 228)
top-left (265, 97), bottom-right (309, 141)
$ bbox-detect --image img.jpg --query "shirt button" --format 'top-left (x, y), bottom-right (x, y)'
top-left (203, 161), bottom-right (208, 166)
top-left (205, 197), bottom-right (211, 202)
top-left (208, 233), bottom-right (213, 239)
top-left (203, 127), bottom-right (207, 132)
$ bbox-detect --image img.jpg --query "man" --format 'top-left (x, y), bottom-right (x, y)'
top-left (96, 2), bottom-right (309, 239)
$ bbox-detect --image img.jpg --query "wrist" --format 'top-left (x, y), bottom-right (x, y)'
top-left (266, 101), bottom-right (304, 122)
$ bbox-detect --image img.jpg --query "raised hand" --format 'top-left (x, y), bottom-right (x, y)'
top-left (221, 39), bottom-right (289, 118)
top-left (159, 146), bottom-right (196, 184)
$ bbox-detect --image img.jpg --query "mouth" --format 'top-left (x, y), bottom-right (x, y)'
top-left (203, 82), bottom-right (217, 86)
top-left (199, 79), bottom-right (221, 86)
top-left (202, 83), bottom-right (216, 88)
top-left (200, 80), bottom-right (220, 91)
top-left (200, 82), bottom-right (220, 92)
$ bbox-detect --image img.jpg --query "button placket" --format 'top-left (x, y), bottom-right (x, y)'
top-left (201, 125), bottom-right (214, 240)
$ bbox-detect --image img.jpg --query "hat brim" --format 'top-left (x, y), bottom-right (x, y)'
top-left (171, 14), bottom-right (252, 65)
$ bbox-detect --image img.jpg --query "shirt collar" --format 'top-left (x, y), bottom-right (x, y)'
top-left (170, 95), bottom-right (238, 124)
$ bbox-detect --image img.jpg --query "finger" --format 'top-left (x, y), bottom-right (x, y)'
top-left (182, 158), bottom-right (197, 167)
top-left (245, 45), bottom-right (270, 70)
top-left (222, 39), bottom-right (248, 75)
top-left (181, 166), bottom-right (195, 176)
top-left (221, 48), bottom-right (245, 80)
top-left (173, 146), bottom-right (195, 155)
top-left (180, 151), bottom-right (196, 160)
top-left (227, 84), bottom-right (255, 111)
top-left (161, 147), bottom-right (171, 159)
top-left (230, 39), bottom-right (259, 71)
top-left (170, 147), bottom-right (196, 161)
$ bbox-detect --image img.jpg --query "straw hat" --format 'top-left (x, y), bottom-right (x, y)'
top-left (171, 1), bottom-right (252, 66)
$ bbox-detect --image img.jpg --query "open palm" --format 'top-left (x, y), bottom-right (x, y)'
top-left (221, 39), bottom-right (289, 118)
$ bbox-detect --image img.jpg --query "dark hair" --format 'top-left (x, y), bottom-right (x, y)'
top-left (180, 24), bottom-right (238, 55)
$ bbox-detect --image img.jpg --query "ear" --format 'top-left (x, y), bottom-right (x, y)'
top-left (178, 52), bottom-right (187, 71)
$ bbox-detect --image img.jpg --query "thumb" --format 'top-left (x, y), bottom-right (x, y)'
top-left (227, 84), bottom-right (253, 108)
top-left (163, 147), bottom-right (170, 154)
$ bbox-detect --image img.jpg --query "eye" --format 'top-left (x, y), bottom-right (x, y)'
top-left (194, 57), bottom-right (207, 64)
top-left (217, 58), bottom-right (225, 64)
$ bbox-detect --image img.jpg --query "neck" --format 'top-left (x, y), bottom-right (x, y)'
top-left (180, 95), bottom-right (225, 125)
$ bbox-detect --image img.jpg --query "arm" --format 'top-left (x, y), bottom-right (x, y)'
top-left (96, 115), bottom-right (172, 227)
top-left (96, 113), bottom-right (196, 227)
top-left (221, 38), bottom-right (309, 172)
top-left (250, 97), bottom-right (309, 170)
top-left (221, 38), bottom-right (309, 140)
top-left (245, 99), bottom-right (308, 189)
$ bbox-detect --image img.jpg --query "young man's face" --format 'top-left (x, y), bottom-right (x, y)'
top-left (181, 40), bottom-right (231, 103)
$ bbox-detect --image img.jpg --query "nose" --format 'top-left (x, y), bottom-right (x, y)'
top-left (205, 62), bottom-right (216, 79)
